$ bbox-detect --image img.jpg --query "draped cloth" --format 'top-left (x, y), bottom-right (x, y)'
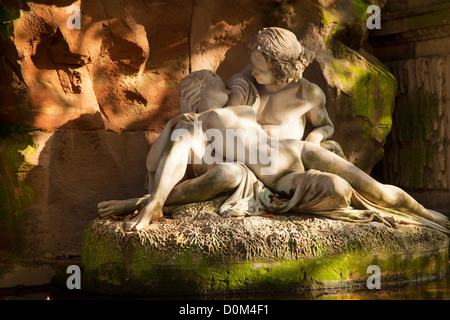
top-left (148, 73), bottom-right (449, 235)
top-left (218, 163), bottom-right (449, 235)
top-left (218, 73), bottom-right (449, 235)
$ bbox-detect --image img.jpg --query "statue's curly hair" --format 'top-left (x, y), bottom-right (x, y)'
top-left (249, 27), bottom-right (315, 85)
top-left (179, 70), bottom-right (223, 113)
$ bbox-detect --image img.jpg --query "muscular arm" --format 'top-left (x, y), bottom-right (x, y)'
top-left (304, 86), bottom-right (334, 145)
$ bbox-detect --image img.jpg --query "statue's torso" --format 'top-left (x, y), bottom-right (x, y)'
top-left (255, 79), bottom-right (313, 141)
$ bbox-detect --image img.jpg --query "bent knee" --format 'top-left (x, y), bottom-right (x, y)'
top-left (204, 109), bottom-right (237, 131)
top-left (212, 163), bottom-right (243, 188)
top-left (381, 185), bottom-right (402, 206)
top-left (318, 173), bottom-right (353, 199)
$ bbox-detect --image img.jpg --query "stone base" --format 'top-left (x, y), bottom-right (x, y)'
top-left (81, 200), bottom-right (449, 296)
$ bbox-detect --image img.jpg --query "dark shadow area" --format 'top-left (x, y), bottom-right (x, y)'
top-left (216, 44), bottom-right (251, 83)
top-left (15, 113), bottom-right (149, 258)
top-left (0, 124), bottom-right (35, 259)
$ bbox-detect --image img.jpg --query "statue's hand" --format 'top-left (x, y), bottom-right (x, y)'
top-left (320, 140), bottom-right (347, 160)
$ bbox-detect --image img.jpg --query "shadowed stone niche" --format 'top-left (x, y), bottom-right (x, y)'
top-left (368, 0), bottom-right (450, 214)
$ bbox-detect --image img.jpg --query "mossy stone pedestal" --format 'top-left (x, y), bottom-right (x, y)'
top-left (81, 201), bottom-right (449, 296)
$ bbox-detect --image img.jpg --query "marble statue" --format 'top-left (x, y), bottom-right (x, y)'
top-left (98, 27), bottom-right (449, 235)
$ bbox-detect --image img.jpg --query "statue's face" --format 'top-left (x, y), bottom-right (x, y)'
top-left (251, 50), bottom-right (277, 85)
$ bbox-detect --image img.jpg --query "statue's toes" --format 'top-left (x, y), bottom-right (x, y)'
top-left (98, 205), bottom-right (116, 216)
top-left (445, 220), bottom-right (450, 231)
top-left (123, 219), bottom-right (136, 231)
top-left (97, 201), bottom-right (107, 209)
top-left (98, 209), bottom-right (108, 217)
top-left (133, 220), bottom-right (149, 231)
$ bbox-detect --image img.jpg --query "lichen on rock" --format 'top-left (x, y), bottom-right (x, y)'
top-left (317, 0), bottom-right (396, 173)
top-left (81, 199), bottom-right (449, 296)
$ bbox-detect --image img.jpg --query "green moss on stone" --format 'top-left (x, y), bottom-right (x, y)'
top-left (0, 125), bottom-right (37, 251)
top-left (321, 7), bottom-right (339, 28)
top-left (321, 0), bottom-right (395, 151)
top-left (81, 243), bottom-right (448, 296)
top-left (0, 2), bottom-right (22, 37)
top-left (80, 217), bottom-right (449, 296)
top-left (327, 43), bottom-right (395, 143)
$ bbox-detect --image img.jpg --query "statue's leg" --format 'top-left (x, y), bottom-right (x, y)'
top-left (165, 163), bottom-right (244, 205)
top-left (97, 116), bottom-right (188, 218)
top-left (98, 163), bottom-right (243, 217)
top-left (123, 125), bottom-right (196, 230)
top-left (123, 119), bottom-right (249, 230)
top-left (124, 163), bottom-right (246, 231)
top-left (300, 141), bottom-right (449, 227)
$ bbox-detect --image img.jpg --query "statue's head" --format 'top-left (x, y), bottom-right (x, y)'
top-left (249, 27), bottom-right (315, 85)
top-left (179, 70), bottom-right (229, 114)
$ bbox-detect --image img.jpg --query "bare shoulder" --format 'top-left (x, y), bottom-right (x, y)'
top-left (297, 78), bottom-right (326, 104)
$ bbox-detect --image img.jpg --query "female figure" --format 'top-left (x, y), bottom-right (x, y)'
top-left (98, 71), bottom-right (248, 220)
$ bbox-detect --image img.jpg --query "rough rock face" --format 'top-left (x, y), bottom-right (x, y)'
top-left (2, 0), bottom-right (393, 152)
top-left (80, 200), bottom-right (449, 295)
top-left (1, 0), bottom-right (395, 263)
top-left (2, 0), bottom-right (187, 131)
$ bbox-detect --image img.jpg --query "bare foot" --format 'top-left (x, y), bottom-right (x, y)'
top-left (97, 199), bottom-right (139, 217)
top-left (123, 208), bottom-right (163, 231)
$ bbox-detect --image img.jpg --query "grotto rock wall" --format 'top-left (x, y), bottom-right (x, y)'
top-left (368, 0), bottom-right (450, 213)
top-left (0, 0), bottom-right (394, 270)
